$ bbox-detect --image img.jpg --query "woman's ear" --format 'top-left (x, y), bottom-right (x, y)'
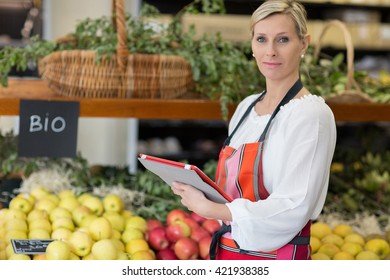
top-left (302, 34), bottom-right (311, 53)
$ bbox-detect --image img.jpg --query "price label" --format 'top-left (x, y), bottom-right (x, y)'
top-left (11, 239), bottom-right (54, 254)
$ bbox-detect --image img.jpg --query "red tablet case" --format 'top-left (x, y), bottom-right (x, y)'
top-left (138, 154), bottom-right (232, 203)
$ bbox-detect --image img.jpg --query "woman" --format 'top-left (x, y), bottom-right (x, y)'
top-left (171, 0), bottom-right (336, 260)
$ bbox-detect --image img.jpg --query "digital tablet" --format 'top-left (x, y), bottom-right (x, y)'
top-left (138, 154), bottom-right (232, 203)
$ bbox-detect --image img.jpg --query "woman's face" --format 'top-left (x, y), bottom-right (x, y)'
top-left (251, 13), bottom-right (308, 82)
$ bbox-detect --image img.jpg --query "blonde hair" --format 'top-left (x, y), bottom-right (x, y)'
top-left (250, 0), bottom-right (308, 40)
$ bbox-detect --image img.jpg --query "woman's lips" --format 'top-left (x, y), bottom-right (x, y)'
top-left (263, 62), bottom-right (281, 68)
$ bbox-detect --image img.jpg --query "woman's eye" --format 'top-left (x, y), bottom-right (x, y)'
top-left (256, 36), bottom-right (266, 43)
top-left (278, 36), bottom-right (289, 43)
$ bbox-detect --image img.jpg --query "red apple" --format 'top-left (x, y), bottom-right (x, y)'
top-left (190, 226), bottom-right (210, 242)
top-left (174, 237), bottom-right (199, 260)
top-left (202, 219), bottom-right (221, 235)
top-left (183, 217), bottom-right (200, 232)
top-left (147, 227), bottom-right (170, 251)
top-left (190, 212), bottom-right (207, 224)
top-left (166, 220), bottom-right (191, 243)
top-left (166, 209), bottom-right (188, 226)
top-left (198, 235), bottom-right (212, 260)
top-left (147, 219), bottom-right (163, 231)
top-left (156, 248), bottom-right (178, 260)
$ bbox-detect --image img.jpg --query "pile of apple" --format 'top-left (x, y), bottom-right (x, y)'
top-left (0, 187), bottom-right (160, 260)
top-left (310, 221), bottom-right (390, 260)
top-left (145, 209), bottom-right (220, 260)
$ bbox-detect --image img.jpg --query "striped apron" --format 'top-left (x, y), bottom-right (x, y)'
top-left (209, 79), bottom-right (312, 260)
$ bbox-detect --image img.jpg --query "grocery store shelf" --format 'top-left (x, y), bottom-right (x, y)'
top-left (0, 79), bottom-right (389, 122)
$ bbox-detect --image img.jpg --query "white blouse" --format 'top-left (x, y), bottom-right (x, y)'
top-left (225, 93), bottom-right (337, 252)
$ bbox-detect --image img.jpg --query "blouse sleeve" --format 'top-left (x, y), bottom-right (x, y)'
top-left (225, 100), bottom-right (337, 252)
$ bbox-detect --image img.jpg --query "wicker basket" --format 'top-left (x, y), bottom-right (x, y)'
top-left (38, 0), bottom-right (193, 99)
top-left (313, 20), bottom-right (373, 103)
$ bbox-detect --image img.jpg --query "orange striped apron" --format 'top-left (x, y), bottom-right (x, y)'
top-left (209, 79), bottom-right (312, 260)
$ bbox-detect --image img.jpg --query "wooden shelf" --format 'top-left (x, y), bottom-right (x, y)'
top-left (1, 79), bottom-right (389, 122)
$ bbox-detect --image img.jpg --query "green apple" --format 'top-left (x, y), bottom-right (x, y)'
top-left (364, 238), bottom-right (390, 259)
top-left (82, 196), bottom-right (104, 216)
top-left (91, 239), bottom-right (118, 260)
top-left (68, 230), bottom-right (94, 257)
top-left (88, 217), bottom-right (112, 241)
top-left (45, 240), bottom-right (71, 260)
top-left (72, 205), bottom-right (93, 226)
top-left (103, 194), bottom-right (124, 213)
top-left (9, 196), bottom-right (33, 214)
top-left (49, 207), bottom-right (72, 222)
top-left (103, 211), bottom-right (125, 232)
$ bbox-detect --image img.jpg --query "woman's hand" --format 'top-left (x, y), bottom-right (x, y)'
top-left (171, 181), bottom-right (232, 221)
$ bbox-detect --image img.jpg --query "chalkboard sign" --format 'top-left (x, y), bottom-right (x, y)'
top-left (11, 239), bottom-right (54, 254)
top-left (18, 99), bottom-right (80, 158)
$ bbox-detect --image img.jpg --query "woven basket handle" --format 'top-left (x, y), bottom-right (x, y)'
top-left (113, 0), bottom-right (128, 72)
top-left (313, 20), bottom-right (362, 93)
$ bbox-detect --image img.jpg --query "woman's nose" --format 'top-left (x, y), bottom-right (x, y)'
top-left (266, 43), bottom-right (277, 57)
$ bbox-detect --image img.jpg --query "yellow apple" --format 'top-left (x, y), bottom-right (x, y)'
top-left (81, 252), bottom-right (95, 260)
top-left (0, 227), bottom-right (5, 240)
top-left (130, 250), bottom-right (155, 260)
top-left (35, 198), bottom-right (57, 214)
top-left (69, 252), bottom-right (80, 260)
top-left (0, 249), bottom-right (7, 260)
top-left (6, 209), bottom-right (27, 221)
top-left (0, 209), bottom-right (9, 220)
top-left (333, 251), bottom-right (354, 260)
top-left (311, 252), bottom-right (331, 260)
top-left (103, 194), bottom-right (124, 213)
top-left (91, 239), bottom-right (118, 260)
top-left (8, 253), bottom-right (31, 260)
top-left (117, 251), bottom-right (129, 260)
top-left (80, 214), bottom-right (98, 228)
top-left (344, 233), bottom-right (365, 246)
top-left (30, 187), bottom-right (50, 200)
top-left (310, 236), bottom-right (322, 254)
top-left (45, 240), bottom-right (71, 260)
top-left (364, 238), bottom-right (390, 259)
top-left (356, 250), bottom-right (381, 260)
top-left (9, 196), bottom-right (33, 214)
top-left (121, 227), bottom-right (144, 244)
top-left (29, 218), bottom-right (52, 233)
top-left (125, 239), bottom-right (150, 255)
top-left (68, 231), bottom-right (93, 257)
top-left (27, 209), bottom-right (49, 223)
top-left (77, 192), bottom-right (94, 204)
top-left (5, 243), bottom-right (15, 258)
top-left (341, 242), bottom-right (363, 257)
top-left (111, 229), bottom-right (122, 240)
top-left (33, 254), bottom-right (47, 260)
top-left (51, 217), bottom-right (75, 232)
top-left (59, 196), bottom-right (80, 212)
top-left (317, 243), bottom-right (340, 259)
top-left (4, 230), bottom-right (27, 244)
top-left (311, 222), bottom-right (332, 240)
top-left (125, 216), bottom-right (148, 233)
top-left (82, 196), bottom-right (104, 216)
top-left (332, 223), bottom-right (354, 238)
top-left (58, 189), bottom-right (76, 200)
top-left (72, 205), bottom-right (93, 226)
top-left (51, 227), bottom-right (73, 241)
top-left (49, 207), bottom-right (72, 222)
top-left (121, 210), bottom-right (133, 219)
top-left (103, 211), bottom-right (125, 232)
top-left (17, 193), bottom-right (36, 206)
top-left (88, 217), bottom-right (112, 241)
top-left (321, 233), bottom-right (344, 248)
top-left (111, 238), bottom-right (125, 252)
top-left (5, 218), bottom-right (28, 232)
top-left (28, 228), bottom-right (51, 239)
